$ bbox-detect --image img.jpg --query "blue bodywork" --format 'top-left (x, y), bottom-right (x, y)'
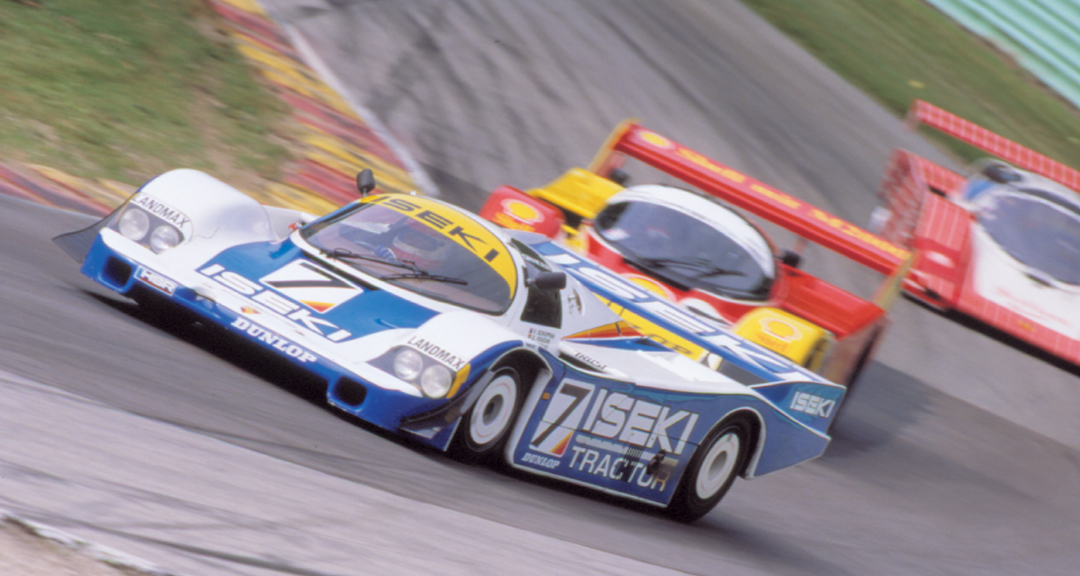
top-left (74, 206), bottom-right (842, 508)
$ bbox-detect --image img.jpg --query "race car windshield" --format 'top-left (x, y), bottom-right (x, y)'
top-left (301, 203), bottom-right (513, 313)
top-left (976, 193), bottom-right (1080, 285)
top-left (594, 201), bottom-right (773, 300)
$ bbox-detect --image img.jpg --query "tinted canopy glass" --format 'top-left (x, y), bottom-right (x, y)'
top-left (595, 201), bottom-right (774, 300)
top-left (976, 193), bottom-right (1080, 285)
top-left (302, 201), bottom-right (514, 313)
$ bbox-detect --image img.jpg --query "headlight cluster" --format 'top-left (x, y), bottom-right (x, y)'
top-left (393, 348), bottom-right (455, 398)
top-left (112, 205), bottom-right (184, 253)
top-left (370, 346), bottom-right (468, 398)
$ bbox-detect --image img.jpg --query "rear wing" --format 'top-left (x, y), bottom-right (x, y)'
top-left (906, 99), bottom-right (1080, 194)
top-left (587, 121), bottom-right (911, 279)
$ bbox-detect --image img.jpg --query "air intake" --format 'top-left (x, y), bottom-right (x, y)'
top-left (334, 377), bottom-right (367, 407)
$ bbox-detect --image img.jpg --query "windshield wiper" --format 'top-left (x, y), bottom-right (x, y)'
top-left (326, 248), bottom-right (467, 285)
top-left (634, 256), bottom-right (746, 279)
top-left (380, 271), bottom-right (468, 285)
top-left (328, 247), bottom-right (416, 271)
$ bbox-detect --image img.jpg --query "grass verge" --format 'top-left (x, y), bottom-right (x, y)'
top-left (741, 0), bottom-right (1080, 168)
top-left (0, 0), bottom-right (296, 188)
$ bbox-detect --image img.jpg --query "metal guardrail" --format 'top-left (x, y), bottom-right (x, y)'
top-left (925, 0), bottom-right (1080, 109)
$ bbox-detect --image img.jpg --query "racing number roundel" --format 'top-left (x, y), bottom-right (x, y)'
top-left (638, 130), bottom-right (675, 150)
top-left (759, 317), bottom-right (801, 342)
top-left (502, 199), bottom-right (542, 224)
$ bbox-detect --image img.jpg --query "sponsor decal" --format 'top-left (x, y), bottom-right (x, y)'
top-left (363, 194), bottom-right (517, 293)
top-left (789, 391), bottom-right (835, 418)
top-left (135, 267), bottom-right (177, 296)
top-left (637, 130), bottom-right (675, 150)
top-left (502, 199), bottom-right (542, 224)
top-left (665, 143), bottom-right (747, 185)
top-left (200, 263), bottom-right (353, 342)
top-left (522, 452), bottom-right (560, 469)
top-left (808, 208), bottom-right (910, 261)
top-left (404, 336), bottom-right (466, 371)
top-left (529, 381), bottom-right (698, 458)
top-left (567, 444), bottom-right (672, 491)
top-left (491, 211), bottom-right (537, 232)
top-left (521, 380), bottom-right (694, 493)
top-left (755, 317), bottom-right (801, 354)
top-left (571, 350), bottom-right (608, 372)
top-left (527, 327), bottom-right (554, 346)
top-left (750, 183), bottom-right (801, 210)
top-left (230, 318), bottom-right (317, 363)
top-left (622, 273), bottom-right (674, 300)
top-left (759, 318), bottom-right (800, 341)
top-left (260, 260), bottom-right (363, 313)
top-left (131, 195), bottom-right (191, 234)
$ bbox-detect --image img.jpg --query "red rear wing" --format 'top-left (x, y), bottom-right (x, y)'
top-left (907, 99), bottom-right (1080, 194)
top-left (589, 122), bottom-right (910, 277)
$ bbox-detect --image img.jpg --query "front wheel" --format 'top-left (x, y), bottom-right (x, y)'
top-left (668, 420), bottom-right (749, 522)
top-left (452, 367), bottom-right (522, 462)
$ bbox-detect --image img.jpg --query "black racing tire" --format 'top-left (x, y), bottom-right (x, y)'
top-left (452, 367), bottom-right (523, 463)
top-left (668, 419), bottom-right (749, 523)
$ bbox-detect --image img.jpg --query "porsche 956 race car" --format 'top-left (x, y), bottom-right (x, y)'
top-left (872, 100), bottom-right (1080, 369)
top-left (55, 168), bottom-right (843, 521)
top-left (479, 122), bottom-right (912, 389)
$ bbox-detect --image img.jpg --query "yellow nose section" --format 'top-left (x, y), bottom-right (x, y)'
top-left (733, 308), bottom-right (832, 370)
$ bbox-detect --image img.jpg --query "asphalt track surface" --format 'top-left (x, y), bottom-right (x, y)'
top-left (2, 0), bottom-right (1079, 574)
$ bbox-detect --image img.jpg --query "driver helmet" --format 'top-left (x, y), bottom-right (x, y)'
top-left (391, 220), bottom-right (452, 269)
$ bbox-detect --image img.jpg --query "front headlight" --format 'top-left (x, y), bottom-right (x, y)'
top-left (149, 225), bottom-right (182, 253)
top-left (419, 365), bottom-right (453, 398)
top-left (118, 209), bottom-right (150, 241)
top-left (111, 203), bottom-right (186, 253)
top-left (393, 348), bottom-right (424, 381)
top-left (376, 347), bottom-right (466, 398)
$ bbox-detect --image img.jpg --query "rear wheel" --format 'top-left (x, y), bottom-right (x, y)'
top-left (452, 367), bottom-right (522, 462)
top-left (668, 419), bottom-right (749, 522)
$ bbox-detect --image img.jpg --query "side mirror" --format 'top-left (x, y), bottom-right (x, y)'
top-left (981, 162), bottom-right (1020, 184)
top-left (529, 271), bottom-right (567, 291)
top-left (356, 168), bottom-right (377, 196)
top-left (608, 168), bottom-right (631, 186)
top-left (780, 249), bottom-right (802, 269)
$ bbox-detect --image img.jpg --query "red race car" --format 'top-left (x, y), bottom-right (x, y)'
top-left (480, 121), bottom-right (912, 388)
top-left (871, 99), bottom-right (1080, 368)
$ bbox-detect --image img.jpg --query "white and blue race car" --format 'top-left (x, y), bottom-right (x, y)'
top-left (55, 168), bottom-right (844, 522)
